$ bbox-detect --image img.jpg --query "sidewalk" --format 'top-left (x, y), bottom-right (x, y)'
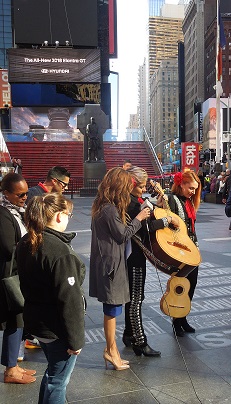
top-left (0, 199), bottom-right (231, 403)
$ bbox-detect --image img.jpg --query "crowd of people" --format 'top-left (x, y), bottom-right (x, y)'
top-left (199, 168), bottom-right (230, 202)
top-left (0, 157), bottom-right (230, 403)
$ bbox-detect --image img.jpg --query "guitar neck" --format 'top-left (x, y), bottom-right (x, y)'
top-left (149, 180), bottom-right (171, 214)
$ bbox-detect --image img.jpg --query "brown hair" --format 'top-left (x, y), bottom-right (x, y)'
top-left (171, 170), bottom-right (201, 211)
top-left (92, 167), bottom-right (133, 223)
top-left (25, 193), bottom-right (73, 254)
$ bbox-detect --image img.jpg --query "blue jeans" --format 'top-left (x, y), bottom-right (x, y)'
top-left (38, 339), bottom-right (77, 404)
top-left (1, 327), bottom-right (23, 367)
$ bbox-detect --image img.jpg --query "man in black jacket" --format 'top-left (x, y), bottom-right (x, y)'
top-left (27, 166), bottom-right (70, 202)
top-left (222, 169), bottom-right (231, 229)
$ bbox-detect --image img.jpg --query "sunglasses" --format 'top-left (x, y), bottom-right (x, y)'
top-left (51, 177), bottom-right (69, 188)
top-left (11, 192), bottom-right (28, 198)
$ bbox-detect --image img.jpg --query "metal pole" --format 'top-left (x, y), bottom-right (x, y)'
top-left (228, 96), bottom-right (230, 168)
top-left (215, 0), bottom-right (221, 165)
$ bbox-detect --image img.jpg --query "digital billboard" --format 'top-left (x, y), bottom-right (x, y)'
top-left (11, 83), bottom-right (101, 107)
top-left (7, 48), bottom-right (101, 83)
top-left (13, 0), bottom-right (98, 47)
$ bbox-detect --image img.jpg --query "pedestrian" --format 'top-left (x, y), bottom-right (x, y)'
top-left (17, 193), bottom-right (85, 403)
top-left (27, 166), bottom-right (70, 202)
top-left (122, 159), bottom-right (132, 170)
top-left (222, 169), bottom-right (231, 230)
top-left (0, 172), bottom-right (36, 384)
top-left (12, 158), bottom-right (23, 175)
top-left (89, 167), bottom-right (151, 370)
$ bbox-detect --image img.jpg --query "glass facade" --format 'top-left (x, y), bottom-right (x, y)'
top-left (0, 0), bottom-right (13, 68)
top-left (149, 0), bottom-right (165, 16)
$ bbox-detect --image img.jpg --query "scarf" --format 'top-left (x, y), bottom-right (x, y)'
top-left (1, 195), bottom-right (27, 237)
top-left (185, 198), bottom-right (196, 233)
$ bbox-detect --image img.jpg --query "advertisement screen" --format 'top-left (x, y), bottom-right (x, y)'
top-left (8, 48), bottom-right (101, 83)
top-left (7, 106), bottom-right (84, 142)
top-left (11, 83), bottom-right (100, 107)
top-left (14, 0), bottom-right (98, 47)
top-left (0, 69), bottom-right (11, 108)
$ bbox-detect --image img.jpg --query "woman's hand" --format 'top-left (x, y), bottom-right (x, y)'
top-left (168, 215), bottom-right (180, 228)
top-left (136, 207), bottom-right (150, 222)
top-left (156, 194), bottom-right (168, 208)
top-left (67, 348), bottom-right (82, 355)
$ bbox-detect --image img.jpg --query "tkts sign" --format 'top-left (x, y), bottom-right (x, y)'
top-left (0, 69), bottom-right (11, 108)
top-left (181, 142), bottom-right (199, 172)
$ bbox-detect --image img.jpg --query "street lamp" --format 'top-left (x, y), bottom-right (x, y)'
top-left (153, 119), bottom-right (173, 148)
top-left (153, 137), bottom-right (172, 149)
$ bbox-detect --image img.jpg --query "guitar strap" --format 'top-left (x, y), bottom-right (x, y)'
top-left (126, 213), bottom-right (178, 275)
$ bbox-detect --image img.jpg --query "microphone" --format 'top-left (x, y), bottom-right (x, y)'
top-left (140, 198), bottom-right (153, 233)
top-left (141, 198), bottom-right (153, 211)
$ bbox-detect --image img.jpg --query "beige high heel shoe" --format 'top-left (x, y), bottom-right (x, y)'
top-left (104, 347), bottom-right (129, 365)
top-left (103, 350), bottom-right (130, 371)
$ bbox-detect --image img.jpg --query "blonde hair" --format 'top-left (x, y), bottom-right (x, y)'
top-left (92, 167), bottom-right (133, 224)
top-left (127, 166), bottom-right (148, 186)
top-left (25, 193), bottom-right (73, 254)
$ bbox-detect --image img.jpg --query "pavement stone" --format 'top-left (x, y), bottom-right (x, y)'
top-left (0, 198), bottom-right (231, 403)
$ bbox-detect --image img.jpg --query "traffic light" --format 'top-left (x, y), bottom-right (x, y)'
top-left (199, 144), bottom-right (203, 151)
top-left (157, 153), bottom-right (162, 161)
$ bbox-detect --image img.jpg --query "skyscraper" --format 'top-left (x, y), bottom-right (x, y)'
top-left (149, 0), bottom-right (165, 17)
top-left (0, 0), bottom-right (13, 68)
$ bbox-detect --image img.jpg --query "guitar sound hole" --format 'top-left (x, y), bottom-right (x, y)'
top-left (175, 286), bottom-right (184, 295)
top-left (167, 241), bottom-right (191, 252)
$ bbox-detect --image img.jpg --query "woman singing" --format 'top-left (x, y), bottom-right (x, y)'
top-left (89, 167), bottom-right (151, 370)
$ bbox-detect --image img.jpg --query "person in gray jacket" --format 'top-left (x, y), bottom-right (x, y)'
top-left (89, 167), bottom-right (150, 371)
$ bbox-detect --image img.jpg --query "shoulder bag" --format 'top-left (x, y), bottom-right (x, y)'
top-left (2, 246), bottom-right (24, 313)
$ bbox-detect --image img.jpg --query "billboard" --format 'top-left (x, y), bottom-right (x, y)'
top-left (181, 142), bottom-right (199, 172)
top-left (108, 0), bottom-right (118, 58)
top-left (8, 106), bottom-right (84, 142)
top-left (13, 0), bottom-right (98, 47)
top-left (11, 83), bottom-right (101, 107)
top-left (0, 69), bottom-right (11, 108)
top-left (8, 48), bottom-right (101, 83)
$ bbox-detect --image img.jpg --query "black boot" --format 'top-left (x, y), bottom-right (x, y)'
top-left (172, 318), bottom-right (184, 337)
top-left (122, 334), bottom-right (133, 347)
top-left (181, 317), bottom-right (195, 333)
top-left (132, 344), bottom-right (161, 357)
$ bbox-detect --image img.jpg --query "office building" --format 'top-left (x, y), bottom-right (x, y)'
top-left (182, 0), bottom-right (205, 142)
top-left (148, 15), bottom-right (183, 78)
top-left (138, 58), bottom-right (148, 132)
top-left (0, 0), bottom-right (13, 68)
top-left (150, 59), bottom-right (179, 163)
top-left (149, 0), bottom-right (165, 17)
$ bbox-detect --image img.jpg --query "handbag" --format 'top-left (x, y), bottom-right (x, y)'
top-left (2, 246), bottom-right (24, 313)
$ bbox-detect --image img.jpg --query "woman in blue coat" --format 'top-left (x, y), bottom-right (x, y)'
top-left (89, 167), bottom-right (151, 371)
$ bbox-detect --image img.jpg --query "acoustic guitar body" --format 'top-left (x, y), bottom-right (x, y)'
top-left (160, 276), bottom-right (191, 318)
top-left (149, 208), bottom-right (201, 275)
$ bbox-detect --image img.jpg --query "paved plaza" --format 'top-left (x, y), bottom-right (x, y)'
top-left (0, 199), bottom-right (231, 403)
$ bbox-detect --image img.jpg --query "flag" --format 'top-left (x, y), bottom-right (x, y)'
top-left (217, 4), bottom-right (226, 86)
